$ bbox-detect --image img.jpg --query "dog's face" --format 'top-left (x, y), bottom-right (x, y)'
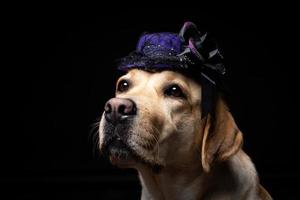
top-left (99, 69), bottom-right (243, 171)
top-left (99, 69), bottom-right (202, 169)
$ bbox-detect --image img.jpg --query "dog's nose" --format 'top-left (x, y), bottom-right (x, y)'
top-left (104, 98), bottom-right (137, 124)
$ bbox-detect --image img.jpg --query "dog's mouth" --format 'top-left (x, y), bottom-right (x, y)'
top-left (104, 137), bottom-right (137, 168)
top-left (101, 121), bottom-right (163, 171)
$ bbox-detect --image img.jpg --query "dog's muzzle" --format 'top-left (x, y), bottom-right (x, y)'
top-left (102, 98), bottom-right (137, 167)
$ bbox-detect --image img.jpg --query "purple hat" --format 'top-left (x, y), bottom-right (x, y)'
top-left (118, 22), bottom-right (226, 85)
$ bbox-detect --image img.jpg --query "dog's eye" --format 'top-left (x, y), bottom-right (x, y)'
top-left (164, 84), bottom-right (185, 98)
top-left (117, 79), bottom-right (130, 92)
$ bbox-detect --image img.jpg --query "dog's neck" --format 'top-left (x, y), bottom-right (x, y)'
top-left (136, 151), bottom-right (260, 200)
top-left (136, 161), bottom-right (205, 200)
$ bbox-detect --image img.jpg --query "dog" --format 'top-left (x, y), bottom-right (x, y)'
top-left (98, 68), bottom-right (272, 200)
top-left (98, 21), bottom-right (272, 199)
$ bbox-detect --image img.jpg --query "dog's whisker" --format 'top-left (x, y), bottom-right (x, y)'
top-left (88, 119), bottom-right (101, 156)
top-left (146, 125), bottom-right (161, 163)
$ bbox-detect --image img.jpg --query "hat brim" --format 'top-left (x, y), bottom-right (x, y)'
top-left (117, 52), bottom-right (189, 71)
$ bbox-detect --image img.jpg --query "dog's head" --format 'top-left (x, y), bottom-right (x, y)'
top-left (99, 22), bottom-right (243, 172)
top-left (99, 69), bottom-right (243, 172)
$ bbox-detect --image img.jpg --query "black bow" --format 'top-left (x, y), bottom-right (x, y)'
top-left (177, 22), bottom-right (226, 85)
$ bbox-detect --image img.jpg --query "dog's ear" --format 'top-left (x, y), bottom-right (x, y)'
top-left (201, 97), bottom-right (243, 172)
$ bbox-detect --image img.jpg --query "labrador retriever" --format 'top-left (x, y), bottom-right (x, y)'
top-left (98, 69), bottom-right (272, 200)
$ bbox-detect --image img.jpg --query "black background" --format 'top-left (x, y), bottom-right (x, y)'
top-left (2, 5), bottom-right (299, 199)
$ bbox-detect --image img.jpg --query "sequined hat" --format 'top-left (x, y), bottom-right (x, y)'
top-left (118, 22), bottom-right (226, 85)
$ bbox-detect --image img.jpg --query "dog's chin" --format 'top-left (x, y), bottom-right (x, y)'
top-left (104, 138), bottom-right (163, 171)
top-left (106, 139), bottom-right (137, 168)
